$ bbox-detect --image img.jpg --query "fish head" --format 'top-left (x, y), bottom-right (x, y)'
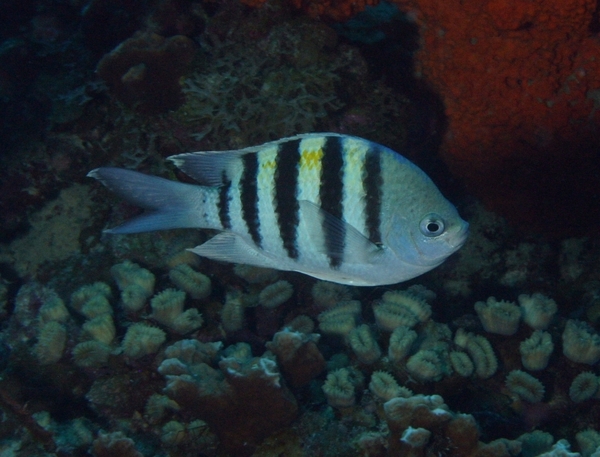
top-left (384, 197), bottom-right (469, 273)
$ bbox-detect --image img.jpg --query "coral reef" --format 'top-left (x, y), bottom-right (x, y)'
top-left (5, 200), bottom-right (600, 456)
top-left (34, 321), bottom-right (67, 365)
top-left (475, 297), bottom-right (521, 336)
top-left (384, 394), bottom-right (523, 456)
top-left (150, 288), bottom-right (204, 334)
top-left (505, 370), bottom-right (545, 403)
top-left (168, 263), bottom-right (211, 300)
top-left (4, 1), bottom-right (600, 456)
top-left (348, 324), bottom-right (381, 364)
top-left (519, 293), bottom-right (558, 331)
top-left (111, 260), bottom-right (155, 313)
top-left (266, 328), bottom-right (325, 388)
top-left (322, 368), bottom-right (357, 408)
top-left (454, 329), bottom-right (498, 379)
top-left (569, 373), bottom-right (599, 403)
top-left (159, 340), bottom-right (298, 456)
top-left (259, 280), bottom-right (294, 308)
top-left (562, 320), bottom-right (600, 365)
top-left (0, 185), bottom-right (94, 277)
top-left (373, 290), bottom-right (431, 331)
top-left (318, 300), bottom-right (361, 336)
top-left (369, 371), bottom-right (411, 401)
top-left (96, 32), bottom-right (196, 114)
top-left (519, 330), bottom-right (554, 371)
top-left (122, 323), bottom-right (166, 359)
top-left (388, 325), bottom-right (417, 363)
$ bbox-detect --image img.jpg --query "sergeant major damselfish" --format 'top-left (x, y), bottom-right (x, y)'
top-left (88, 133), bottom-right (469, 286)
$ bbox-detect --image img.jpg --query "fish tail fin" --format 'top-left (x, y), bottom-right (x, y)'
top-left (88, 167), bottom-right (212, 234)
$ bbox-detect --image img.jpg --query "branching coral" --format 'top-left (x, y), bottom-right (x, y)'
top-left (168, 264), bottom-right (211, 300)
top-left (178, 21), bottom-right (345, 148)
top-left (258, 280), bottom-right (294, 309)
top-left (505, 370), bottom-right (545, 403)
top-left (122, 323), bottom-right (166, 359)
top-left (373, 290), bottom-right (431, 331)
top-left (519, 293), bottom-right (557, 331)
top-left (38, 295), bottom-right (69, 324)
top-left (475, 297), bottom-right (521, 336)
top-left (150, 289), bottom-right (203, 334)
top-left (517, 431), bottom-right (554, 457)
top-left (323, 368), bottom-right (356, 408)
top-left (266, 329), bottom-right (325, 387)
top-left (318, 300), bottom-right (361, 336)
top-left (388, 325), bottom-right (417, 364)
top-left (92, 431), bottom-right (143, 457)
top-left (72, 340), bottom-right (111, 368)
top-left (70, 282), bottom-right (113, 318)
top-left (111, 260), bottom-right (155, 313)
top-left (537, 439), bottom-right (580, 457)
top-left (159, 340), bottom-right (297, 455)
top-left (406, 349), bottom-right (444, 382)
top-left (569, 372), bottom-right (599, 403)
top-left (382, 393), bottom-right (524, 456)
top-left (34, 321), bottom-right (66, 365)
top-left (369, 371), bottom-right (412, 401)
top-left (575, 429), bottom-right (600, 456)
top-left (562, 319), bottom-right (600, 364)
top-left (520, 330), bottom-right (554, 371)
top-left (221, 293), bottom-right (245, 333)
top-left (82, 314), bottom-right (116, 345)
top-left (454, 329), bottom-right (498, 379)
top-left (449, 350), bottom-right (474, 377)
top-left (348, 324), bottom-right (381, 364)
top-left (145, 394), bottom-right (180, 424)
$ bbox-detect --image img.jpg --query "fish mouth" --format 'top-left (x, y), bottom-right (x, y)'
top-left (448, 221), bottom-right (470, 250)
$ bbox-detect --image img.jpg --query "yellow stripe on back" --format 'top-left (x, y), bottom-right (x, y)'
top-left (298, 137), bottom-right (326, 203)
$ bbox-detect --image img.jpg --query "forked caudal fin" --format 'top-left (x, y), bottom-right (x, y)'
top-left (87, 167), bottom-right (209, 233)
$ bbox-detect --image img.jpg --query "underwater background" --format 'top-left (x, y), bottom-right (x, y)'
top-left (1, 0), bottom-right (600, 456)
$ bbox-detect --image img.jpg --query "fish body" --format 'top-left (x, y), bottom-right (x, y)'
top-left (89, 133), bottom-right (468, 286)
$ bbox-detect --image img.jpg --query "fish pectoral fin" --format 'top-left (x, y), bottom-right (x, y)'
top-left (189, 232), bottom-right (283, 270)
top-left (298, 200), bottom-right (381, 265)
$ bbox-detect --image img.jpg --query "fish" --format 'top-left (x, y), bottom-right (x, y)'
top-left (88, 133), bottom-right (468, 286)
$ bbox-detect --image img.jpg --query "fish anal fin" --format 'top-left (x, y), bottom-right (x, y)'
top-left (189, 232), bottom-right (283, 270)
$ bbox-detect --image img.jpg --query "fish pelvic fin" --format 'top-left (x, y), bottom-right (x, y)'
top-left (88, 167), bottom-right (211, 234)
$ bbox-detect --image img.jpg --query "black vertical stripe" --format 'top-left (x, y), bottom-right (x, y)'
top-left (320, 136), bottom-right (345, 268)
top-left (240, 154), bottom-right (261, 246)
top-left (363, 147), bottom-right (383, 246)
top-left (274, 139), bottom-right (301, 259)
top-left (218, 171), bottom-right (232, 230)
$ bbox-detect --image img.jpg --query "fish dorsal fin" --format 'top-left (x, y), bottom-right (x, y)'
top-left (298, 200), bottom-right (382, 265)
top-left (168, 150), bottom-right (247, 186)
top-left (189, 232), bottom-right (283, 270)
top-left (168, 134), bottom-right (346, 186)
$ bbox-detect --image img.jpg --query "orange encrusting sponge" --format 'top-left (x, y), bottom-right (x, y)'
top-left (391, 0), bottom-right (600, 235)
top-left (240, 0), bottom-right (600, 235)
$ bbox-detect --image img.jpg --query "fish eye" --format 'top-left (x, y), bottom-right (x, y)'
top-left (420, 214), bottom-right (445, 237)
